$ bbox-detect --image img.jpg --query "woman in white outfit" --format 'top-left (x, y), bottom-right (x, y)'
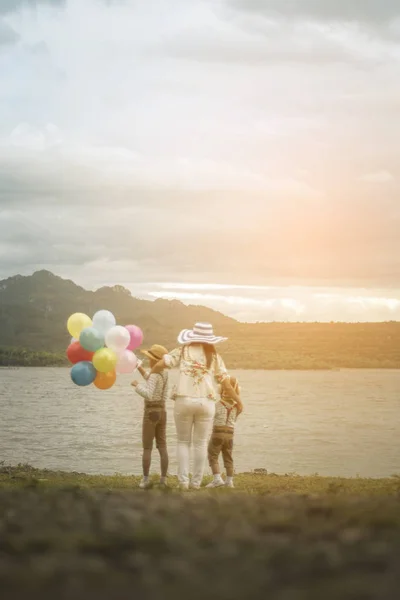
top-left (152, 322), bottom-right (242, 490)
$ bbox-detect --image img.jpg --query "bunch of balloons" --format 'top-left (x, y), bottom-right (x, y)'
top-left (66, 310), bottom-right (143, 390)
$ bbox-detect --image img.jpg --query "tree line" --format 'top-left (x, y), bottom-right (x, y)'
top-left (0, 347), bottom-right (67, 367)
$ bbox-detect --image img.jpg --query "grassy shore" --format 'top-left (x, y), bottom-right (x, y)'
top-left (1, 465), bottom-right (400, 599)
top-left (1, 463), bottom-right (400, 494)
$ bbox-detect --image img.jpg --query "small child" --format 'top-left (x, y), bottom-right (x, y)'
top-left (131, 344), bottom-right (169, 489)
top-left (206, 375), bottom-right (241, 489)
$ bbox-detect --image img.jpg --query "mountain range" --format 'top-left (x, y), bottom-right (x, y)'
top-left (0, 271), bottom-right (399, 369)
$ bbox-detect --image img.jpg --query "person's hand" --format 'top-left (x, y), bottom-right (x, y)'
top-left (131, 380), bottom-right (139, 387)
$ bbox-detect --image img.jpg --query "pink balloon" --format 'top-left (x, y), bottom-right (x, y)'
top-left (125, 324), bottom-right (143, 351)
top-left (116, 350), bottom-right (138, 374)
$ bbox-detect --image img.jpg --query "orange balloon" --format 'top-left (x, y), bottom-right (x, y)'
top-left (94, 370), bottom-right (116, 390)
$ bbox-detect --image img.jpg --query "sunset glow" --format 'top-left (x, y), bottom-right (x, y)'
top-left (145, 286), bottom-right (400, 322)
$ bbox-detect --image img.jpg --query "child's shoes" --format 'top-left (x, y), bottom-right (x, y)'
top-left (206, 476), bottom-right (225, 489)
top-left (139, 478), bottom-right (152, 489)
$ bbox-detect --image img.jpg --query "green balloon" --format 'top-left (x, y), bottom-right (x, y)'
top-left (79, 327), bottom-right (104, 352)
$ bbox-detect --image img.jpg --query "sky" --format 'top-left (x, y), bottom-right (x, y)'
top-left (1, 0), bottom-right (400, 322)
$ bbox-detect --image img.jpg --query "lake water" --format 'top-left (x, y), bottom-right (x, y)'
top-left (0, 368), bottom-right (399, 478)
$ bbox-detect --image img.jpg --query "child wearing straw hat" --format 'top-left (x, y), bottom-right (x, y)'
top-left (131, 344), bottom-right (170, 489)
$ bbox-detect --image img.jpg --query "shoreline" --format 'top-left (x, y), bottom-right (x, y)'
top-left (1, 464), bottom-right (399, 492)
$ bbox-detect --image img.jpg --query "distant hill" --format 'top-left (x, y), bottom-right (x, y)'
top-left (1, 271), bottom-right (400, 369)
top-left (0, 270), bottom-right (233, 351)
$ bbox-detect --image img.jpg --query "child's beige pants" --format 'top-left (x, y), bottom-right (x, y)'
top-left (208, 426), bottom-right (234, 477)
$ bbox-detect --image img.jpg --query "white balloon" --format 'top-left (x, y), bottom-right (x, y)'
top-left (105, 325), bottom-right (130, 353)
top-left (92, 310), bottom-right (116, 335)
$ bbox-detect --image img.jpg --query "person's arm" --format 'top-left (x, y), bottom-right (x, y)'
top-left (214, 353), bottom-right (228, 385)
top-left (222, 379), bottom-right (242, 410)
top-left (234, 386), bottom-right (243, 416)
top-left (151, 347), bottom-right (181, 374)
top-left (233, 403), bottom-right (241, 420)
top-left (215, 354), bottom-right (243, 411)
top-left (132, 373), bottom-right (160, 401)
top-left (137, 365), bottom-right (150, 380)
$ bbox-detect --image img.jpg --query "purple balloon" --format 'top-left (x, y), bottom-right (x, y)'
top-left (125, 324), bottom-right (143, 351)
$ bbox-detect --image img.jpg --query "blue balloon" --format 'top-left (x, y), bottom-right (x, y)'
top-left (79, 327), bottom-right (104, 352)
top-left (71, 361), bottom-right (97, 387)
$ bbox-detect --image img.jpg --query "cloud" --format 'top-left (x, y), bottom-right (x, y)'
top-left (152, 1), bottom-right (400, 68)
top-left (229, 0), bottom-right (400, 26)
top-left (1, 157), bottom-right (399, 291)
top-left (0, 0), bottom-right (65, 14)
top-left (161, 23), bottom-right (366, 67)
top-left (0, 0), bottom-right (400, 323)
top-left (0, 129), bottom-right (325, 199)
top-left (359, 170), bottom-right (396, 184)
top-left (0, 20), bottom-right (19, 45)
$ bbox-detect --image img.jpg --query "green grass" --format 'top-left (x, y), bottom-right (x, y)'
top-left (1, 463), bottom-right (400, 495)
top-left (1, 465), bottom-right (400, 599)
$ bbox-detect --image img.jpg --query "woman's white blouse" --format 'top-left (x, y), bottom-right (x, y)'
top-left (164, 345), bottom-right (228, 401)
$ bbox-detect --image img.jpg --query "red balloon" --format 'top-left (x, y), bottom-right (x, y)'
top-left (67, 341), bottom-right (94, 364)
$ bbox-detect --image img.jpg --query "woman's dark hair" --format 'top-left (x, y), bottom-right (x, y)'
top-left (187, 343), bottom-right (217, 369)
top-left (202, 343), bottom-right (217, 369)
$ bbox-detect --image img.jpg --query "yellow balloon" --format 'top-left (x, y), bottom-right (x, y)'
top-left (93, 348), bottom-right (117, 373)
top-left (67, 313), bottom-right (93, 339)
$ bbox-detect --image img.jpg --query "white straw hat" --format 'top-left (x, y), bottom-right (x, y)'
top-left (177, 322), bottom-right (228, 345)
